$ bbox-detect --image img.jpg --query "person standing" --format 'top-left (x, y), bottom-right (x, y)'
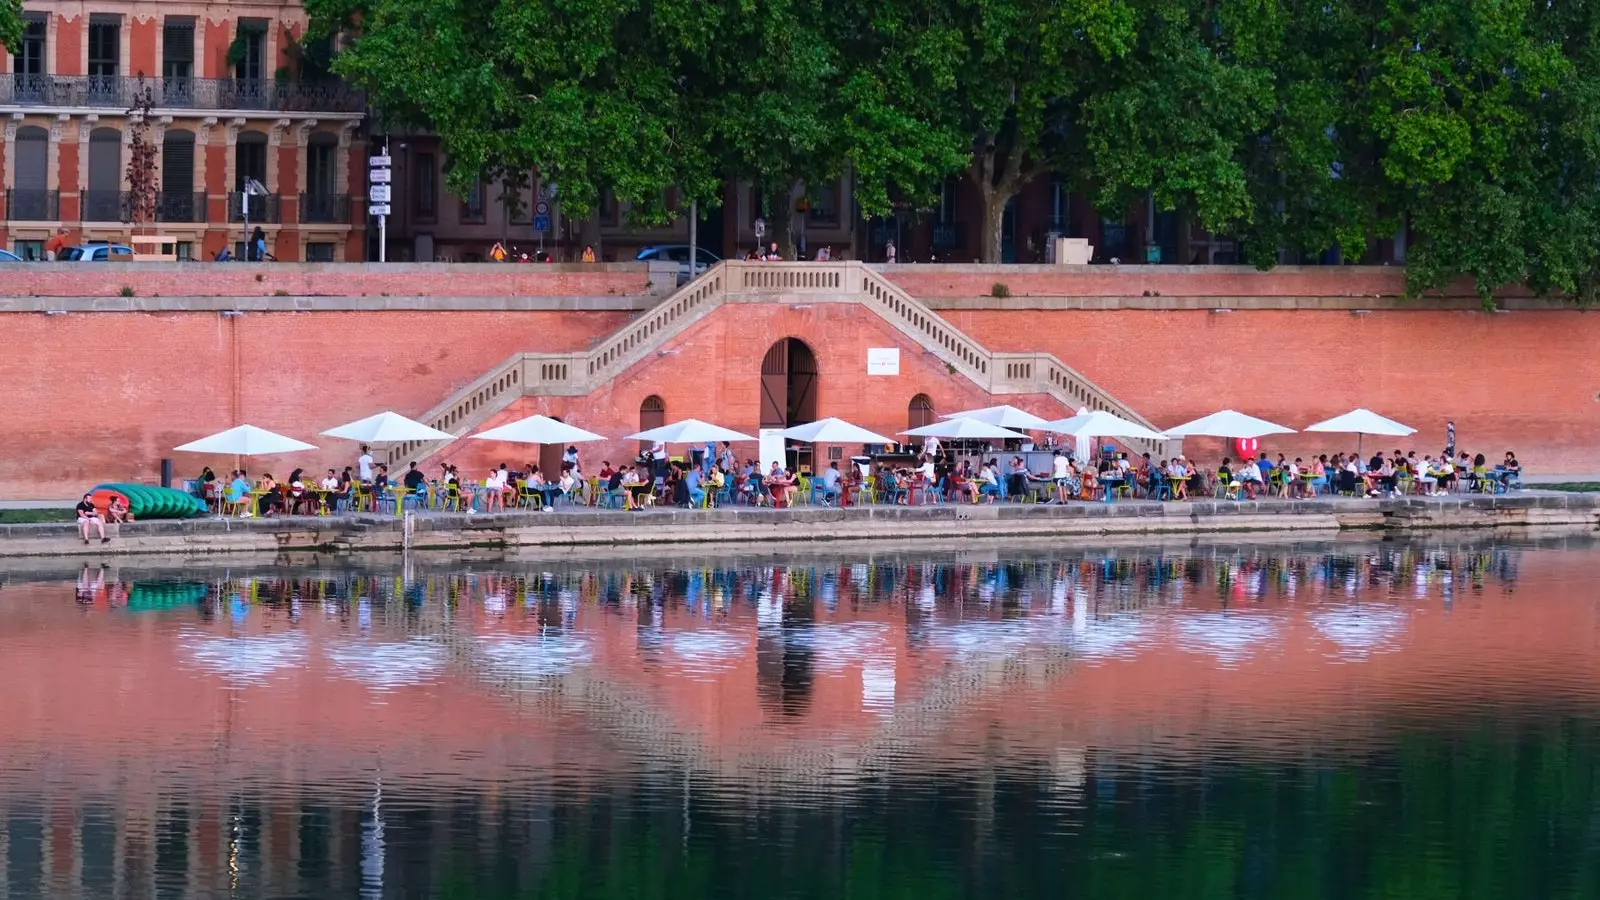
top-left (45, 227), bottom-right (69, 261)
top-left (358, 445), bottom-right (374, 483)
top-left (1444, 420), bottom-right (1456, 460)
top-left (651, 440), bottom-right (668, 483)
top-left (885, 240), bottom-right (897, 264)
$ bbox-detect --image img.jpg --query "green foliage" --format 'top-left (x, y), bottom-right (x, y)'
top-left (312, 0), bottom-right (1600, 297)
top-left (0, 0), bottom-right (20, 53)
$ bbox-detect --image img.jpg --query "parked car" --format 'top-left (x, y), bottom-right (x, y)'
top-left (62, 244), bottom-right (134, 262)
top-left (635, 245), bottom-right (721, 281)
top-left (0, 248), bottom-right (21, 262)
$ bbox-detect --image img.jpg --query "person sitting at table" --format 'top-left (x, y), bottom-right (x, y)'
top-left (1416, 455), bottom-right (1441, 495)
top-left (1166, 457), bottom-right (1189, 500)
top-left (1237, 457), bottom-right (1263, 499)
top-left (372, 464), bottom-right (390, 496)
top-left (708, 466), bottom-right (728, 506)
top-left (77, 494), bottom-right (109, 544)
top-left (683, 465), bottom-right (706, 508)
top-left (286, 469), bottom-right (310, 514)
top-left (106, 494), bottom-right (133, 524)
top-left (1078, 463), bottom-right (1099, 500)
top-left (1434, 456), bottom-right (1456, 493)
top-left (1216, 458), bottom-right (1234, 496)
top-left (1007, 456), bottom-right (1030, 500)
top-left (1365, 454), bottom-right (1395, 498)
top-left (196, 466), bottom-right (219, 508)
top-left (225, 471), bottom-right (250, 516)
top-left (977, 462), bottom-right (1001, 502)
top-left (525, 466), bottom-right (550, 509)
top-left (258, 474), bottom-right (284, 517)
top-left (1500, 451), bottom-right (1521, 488)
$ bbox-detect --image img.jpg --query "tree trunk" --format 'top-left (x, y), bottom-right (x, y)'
top-left (765, 184), bottom-right (794, 258)
top-left (978, 185), bottom-right (1009, 265)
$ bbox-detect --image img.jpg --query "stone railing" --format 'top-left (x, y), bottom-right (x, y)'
top-left (391, 260), bottom-right (1176, 466)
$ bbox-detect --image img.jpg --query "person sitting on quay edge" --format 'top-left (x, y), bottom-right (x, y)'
top-left (106, 494), bottom-right (133, 524)
top-left (76, 494), bottom-right (110, 544)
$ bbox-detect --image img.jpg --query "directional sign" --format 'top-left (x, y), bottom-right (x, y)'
top-left (533, 200), bottom-right (550, 216)
top-left (369, 155), bottom-right (392, 167)
top-left (369, 184), bottom-right (391, 203)
top-left (369, 203), bottom-right (392, 216)
top-left (533, 215), bottom-right (551, 232)
top-left (369, 168), bottom-right (391, 184)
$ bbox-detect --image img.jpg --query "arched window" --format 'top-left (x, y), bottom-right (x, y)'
top-left (639, 395), bottom-right (665, 454)
top-left (908, 394), bottom-right (936, 432)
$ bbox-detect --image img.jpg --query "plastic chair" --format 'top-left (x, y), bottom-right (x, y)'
top-left (1150, 474), bottom-right (1172, 502)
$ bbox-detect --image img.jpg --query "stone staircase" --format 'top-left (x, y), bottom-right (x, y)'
top-left (385, 261), bottom-right (1179, 465)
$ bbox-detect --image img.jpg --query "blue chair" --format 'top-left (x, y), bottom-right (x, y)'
top-left (1150, 473), bottom-right (1172, 501)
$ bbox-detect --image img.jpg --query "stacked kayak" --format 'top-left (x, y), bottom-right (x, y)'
top-left (127, 582), bottom-right (209, 611)
top-left (90, 484), bottom-right (207, 519)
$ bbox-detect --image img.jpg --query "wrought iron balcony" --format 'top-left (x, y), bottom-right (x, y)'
top-left (5, 189), bottom-right (60, 221)
top-left (1, 74), bottom-right (364, 114)
top-left (930, 222), bottom-right (967, 251)
top-left (299, 193), bottom-right (351, 224)
top-left (81, 189), bottom-right (129, 222)
top-left (228, 192), bottom-right (281, 224)
top-left (156, 191), bottom-right (208, 223)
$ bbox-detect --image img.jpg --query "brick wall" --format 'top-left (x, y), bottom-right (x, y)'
top-left (881, 264), bottom-right (1513, 302)
top-left (939, 308), bottom-right (1600, 474)
top-left (0, 310), bottom-right (629, 497)
top-left (426, 303), bottom-right (1055, 483)
top-left (0, 263), bottom-right (654, 298)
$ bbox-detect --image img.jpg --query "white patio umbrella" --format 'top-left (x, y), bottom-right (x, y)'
top-left (174, 424), bottom-right (317, 455)
top-left (471, 414), bottom-right (606, 445)
top-left (779, 417), bottom-right (896, 445)
top-left (1040, 409), bottom-right (1166, 441)
top-left (1162, 410), bottom-right (1295, 439)
top-left (939, 404), bottom-right (1052, 430)
top-left (626, 418), bottom-right (756, 443)
top-left (1304, 408), bottom-right (1415, 455)
top-left (901, 417), bottom-right (1029, 440)
top-left (321, 411), bottom-right (453, 444)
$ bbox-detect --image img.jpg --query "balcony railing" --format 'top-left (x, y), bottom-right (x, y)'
top-left (81, 189), bottom-right (128, 222)
top-left (5, 189), bottom-right (60, 221)
top-left (931, 222), bottom-right (967, 251)
top-left (299, 192), bottom-right (351, 224)
top-left (1, 74), bottom-right (364, 114)
top-left (228, 192), bottom-right (281, 224)
top-left (156, 191), bottom-right (208, 223)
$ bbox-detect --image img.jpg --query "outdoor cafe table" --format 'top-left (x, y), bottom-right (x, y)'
top-left (1099, 475), bottom-right (1128, 503)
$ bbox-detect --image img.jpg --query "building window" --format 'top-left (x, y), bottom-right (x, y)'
top-left (306, 242), bottom-right (336, 262)
top-left (807, 181), bottom-right (840, 227)
top-left (13, 15), bottom-right (46, 76)
top-left (88, 15), bottom-right (120, 105)
top-left (233, 20), bottom-right (267, 83)
top-left (1048, 175), bottom-right (1068, 233)
top-left (162, 19), bottom-right (195, 87)
top-left (414, 153), bottom-right (436, 221)
top-left (12, 241), bottom-right (44, 261)
top-left (174, 241), bottom-right (193, 261)
top-left (459, 175), bottom-right (485, 223)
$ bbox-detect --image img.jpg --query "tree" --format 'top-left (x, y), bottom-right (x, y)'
top-left (0, 0), bottom-right (21, 54)
top-left (125, 79), bottom-right (160, 229)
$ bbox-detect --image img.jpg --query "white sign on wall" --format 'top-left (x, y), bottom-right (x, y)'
top-left (866, 348), bottom-right (901, 376)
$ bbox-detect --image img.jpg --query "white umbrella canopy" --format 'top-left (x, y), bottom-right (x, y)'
top-left (1162, 410), bottom-right (1295, 439)
top-left (779, 417), bottom-right (896, 445)
top-left (1303, 408), bottom-right (1416, 437)
top-left (321, 411), bottom-right (454, 443)
top-left (939, 404), bottom-right (1053, 430)
top-left (174, 424), bottom-right (317, 455)
top-left (901, 417), bottom-right (1029, 440)
top-left (472, 414), bottom-right (606, 445)
top-left (1040, 409), bottom-right (1167, 441)
top-left (627, 418), bottom-right (756, 444)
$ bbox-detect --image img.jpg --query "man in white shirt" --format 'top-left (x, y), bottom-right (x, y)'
top-left (820, 462), bottom-right (843, 506)
top-left (357, 445), bottom-right (374, 482)
top-left (651, 440), bottom-right (668, 481)
top-left (1051, 451), bottom-right (1071, 502)
top-left (1239, 458), bottom-right (1262, 499)
top-left (923, 434), bottom-right (941, 460)
top-left (320, 469), bottom-right (339, 490)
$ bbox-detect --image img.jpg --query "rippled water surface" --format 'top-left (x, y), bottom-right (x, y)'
top-left (2, 537), bottom-right (1598, 899)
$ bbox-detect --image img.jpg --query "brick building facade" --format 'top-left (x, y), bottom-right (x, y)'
top-left (0, 0), bottom-right (368, 261)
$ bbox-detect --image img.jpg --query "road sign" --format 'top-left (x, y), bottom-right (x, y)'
top-left (369, 154), bottom-right (392, 167)
top-left (533, 200), bottom-right (550, 216)
top-left (533, 215), bottom-right (550, 232)
top-left (369, 168), bottom-right (391, 184)
top-left (539, 184), bottom-right (556, 201)
top-left (369, 184), bottom-right (391, 203)
top-left (754, 217), bottom-right (766, 239)
top-left (369, 203), bottom-right (392, 216)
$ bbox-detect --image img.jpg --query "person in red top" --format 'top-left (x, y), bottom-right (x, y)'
top-left (44, 227), bottom-right (69, 261)
top-left (598, 461), bottom-right (615, 480)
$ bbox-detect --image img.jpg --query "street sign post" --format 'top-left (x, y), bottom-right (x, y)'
top-left (369, 149), bottom-right (392, 262)
top-left (533, 215), bottom-right (550, 232)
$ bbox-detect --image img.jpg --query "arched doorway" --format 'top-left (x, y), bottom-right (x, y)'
top-left (639, 395), bottom-right (665, 456)
top-left (908, 394), bottom-right (936, 432)
top-left (759, 339), bottom-right (818, 429)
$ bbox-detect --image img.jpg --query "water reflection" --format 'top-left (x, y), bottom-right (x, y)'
top-left (0, 538), bottom-right (1594, 899)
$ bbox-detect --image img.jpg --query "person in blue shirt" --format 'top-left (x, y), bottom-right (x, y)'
top-left (1255, 453), bottom-right (1275, 481)
top-left (226, 471), bottom-right (251, 516)
top-left (685, 466), bottom-right (705, 508)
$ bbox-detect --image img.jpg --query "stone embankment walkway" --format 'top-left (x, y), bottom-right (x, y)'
top-left (2, 492), bottom-right (1596, 559)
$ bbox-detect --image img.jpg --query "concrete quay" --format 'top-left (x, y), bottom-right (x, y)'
top-left (4, 492), bottom-right (1596, 559)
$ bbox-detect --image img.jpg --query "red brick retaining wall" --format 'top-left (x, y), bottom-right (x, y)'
top-left (0, 263), bottom-right (652, 298)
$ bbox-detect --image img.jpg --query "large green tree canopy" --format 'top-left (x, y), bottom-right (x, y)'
top-left (0, 0), bottom-right (23, 54)
top-left (312, 0), bottom-right (1600, 302)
